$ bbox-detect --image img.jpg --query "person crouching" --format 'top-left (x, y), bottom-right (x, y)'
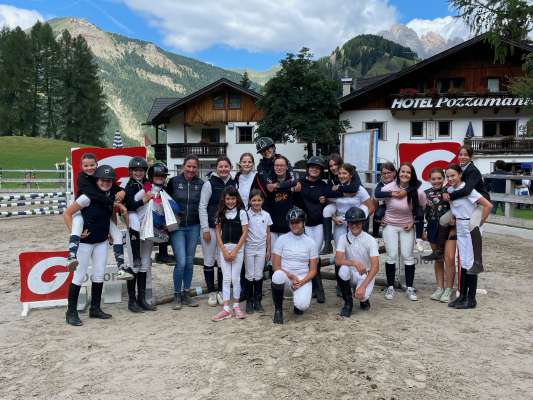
top-left (334, 207), bottom-right (380, 317)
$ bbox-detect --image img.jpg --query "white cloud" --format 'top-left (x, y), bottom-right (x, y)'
top-left (0, 4), bottom-right (44, 30)
top-left (121, 0), bottom-right (398, 56)
top-left (406, 16), bottom-right (471, 41)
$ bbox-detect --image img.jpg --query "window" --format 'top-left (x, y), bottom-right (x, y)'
top-left (483, 120), bottom-right (516, 137)
top-left (437, 121), bottom-right (451, 137)
top-left (411, 121), bottom-right (425, 138)
top-left (487, 78), bottom-right (500, 93)
top-left (229, 94), bottom-right (241, 109)
top-left (365, 122), bottom-right (386, 140)
top-left (213, 94), bottom-right (225, 109)
top-left (437, 77), bottom-right (465, 93)
top-left (201, 128), bottom-right (220, 143)
top-left (237, 126), bottom-right (253, 143)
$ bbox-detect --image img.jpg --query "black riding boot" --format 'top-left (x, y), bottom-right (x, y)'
top-left (468, 227), bottom-right (484, 275)
top-left (338, 277), bottom-right (353, 317)
top-left (449, 268), bottom-right (468, 308)
top-left (271, 282), bottom-right (285, 324)
top-left (239, 263), bottom-right (247, 301)
top-left (245, 279), bottom-right (254, 314)
top-left (254, 279), bottom-right (265, 312)
top-left (129, 228), bottom-right (142, 268)
top-left (385, 263), bottom-right (396, 287)
top-left (89, 282), bottom-right (112, 319)
top-left (456, 273), bottom-right (478, 309)
top-left (335, 264), bottom-right (342, 297)
top-left (65, 283), bottom-right (82, 326)
top-left (127, 274), bottom-right (143, 313)
top-left (136, 271), bottom-right (157, 311)
top-left (321, 218), bottom-right (333, 254)
top-left (313, 261), bottom-right (325, 303)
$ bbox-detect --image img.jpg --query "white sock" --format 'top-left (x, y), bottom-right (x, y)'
top-left (223, 305), bottom-right (231, 312)
top-left (233, 302), bottom-right (240, 309)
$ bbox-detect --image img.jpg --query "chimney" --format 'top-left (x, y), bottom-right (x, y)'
top-left (341, 77), bottom-right (353, 97)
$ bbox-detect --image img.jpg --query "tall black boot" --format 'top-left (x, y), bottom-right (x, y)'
top-left (156, 242), bottom-right (174, 264)
top-left (338, 278), bottom-right (353, 317)
top-left (335, 264), bottom-right (342, 297)
top-left (65, 283), bottom-right (82, 326)
top-left (312, 261), bottom-right (325, 303)
top-left (456, 273), bottom-right (478, 309)
top-left (136, 271), bottom-right (157, 311)
top-left (449, 268), bottom-right (468, 308)
top-left (239, 263), bottom-right (247, 301)
top-left (321, 218), bottom-right (333, 255)
top-left (129, 228), bottom-right (142, 267)
top-left (254, 279), bottom-right (265, 313)
top-left (89, 282), bottom-right (112, 319)
top-left (468, 227), bottom-right (484, 275)
top-left (216, 263), bottom-right (223, 292)
top-left (271, 282), bottom-right (285, 324)
top-left (203, 265), bottom-right (215, 293)
top-left (245, 279), bottom-right (254, 314)
top-left (127, 274), bottom-right (143, 313)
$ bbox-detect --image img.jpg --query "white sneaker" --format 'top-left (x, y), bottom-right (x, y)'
top-left (216, 291), bottom-right (224, 305)
top-left (406, 287), bottom-right (418, 301)
top-left (440, 288), bottom-right (453, 303)
top-left (415, 239), bottom-right (424, 253)
top-left (384, 286), bottom-right (395, 300)
top-left (430, 287), bottom-right (444, 301)
top-left (208, 292), bottom-right (217, 307)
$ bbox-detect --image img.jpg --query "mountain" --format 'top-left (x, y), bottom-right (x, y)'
top-left (378, 24), bottom-right (464, 59)
top-left (46, 17), bottom-right (248, 145)
top-left (317, 34), bottom-right (419, 89)
top-left (229, 65), bottom-right (281, 86)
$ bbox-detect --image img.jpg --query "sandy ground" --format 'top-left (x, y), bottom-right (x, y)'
top-left (1, 216), bottom-right (532, 400)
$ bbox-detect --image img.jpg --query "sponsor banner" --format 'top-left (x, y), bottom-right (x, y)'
top-left (399, 142), bottom-right (461, 187)
top-left (391, 96), bottom-right (529, 110)
top-left (71, 147), bottom-right (147, 193)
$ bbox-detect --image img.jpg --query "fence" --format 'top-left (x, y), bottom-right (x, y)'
top-left (0, 191), bottom-right (70, 218)
top-left (0, 168), bottom-right (68, 191)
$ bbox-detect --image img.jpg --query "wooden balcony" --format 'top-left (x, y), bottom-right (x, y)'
top-left (466, 137), bottom-right (533, 154)
top-left (168, 142), bottom-right (228, 158)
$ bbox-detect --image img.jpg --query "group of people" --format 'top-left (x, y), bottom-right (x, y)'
top-left (61, 138), bottom-right (492, 326)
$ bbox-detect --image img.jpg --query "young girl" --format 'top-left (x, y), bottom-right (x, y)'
top-left (212, 187), bottom-right (249, 321)
top-left (445, 164), bottom-right (492, 309)
top-left (244, 189), bottom-right (272, 313)
top-left (66, 153), bottom-right (130, 280)
top-left (371, 162), bottom-right (396, 238)
top-left (236, 152), bottom-right (257, 209)
top-left (424, 168), bottom-right (456, 303)
top-left (63, 165), bottom-right (117, 326)
top-left (379, 162), bottom-right (426, 302)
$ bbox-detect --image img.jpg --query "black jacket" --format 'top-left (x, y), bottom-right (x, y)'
top-left (449, 163), bottom-right (490, 201)
top-left (124, 178), bottom-right (147, 212)
top-left (263, 173), bottom-right (294, 234)
top-left (166, 174), bottom-right (204, 227)
top-left (294, 177), bottom-right (328, 226)
top-left (327, 173), bottom-right (361, 196)
top-left (76, 172), bottom-right (122, 205)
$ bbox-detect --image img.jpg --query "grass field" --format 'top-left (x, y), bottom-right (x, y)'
top-left (493, 207), bottom-right (533, 220)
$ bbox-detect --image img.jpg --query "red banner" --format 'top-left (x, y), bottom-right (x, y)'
top-left (19, 251), bottom-right (72, 303)
top-left (398, 142), bottom-right (461, 184)
top-left (71, 147), bottom-right (147, 193)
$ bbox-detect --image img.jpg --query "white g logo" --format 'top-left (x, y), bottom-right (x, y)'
top-left (98, 155), bottom-right (134, 187)
top-left (27, 257), bottom-right (69, 295)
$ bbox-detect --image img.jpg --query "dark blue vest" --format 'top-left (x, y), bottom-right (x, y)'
top-left (207, 175), bottom-right (236, 228)
top-left (80, 196), bottom-right (113, 244)
top-left (221, 209), bottom-right (243, 244)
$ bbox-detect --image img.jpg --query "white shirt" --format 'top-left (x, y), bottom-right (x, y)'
top-left (237, 171), bottom-right (256, 208)
top-left (336, 187), bottom-right (370, 218)
top-left (336, 230), bottom-right (379, 272)
top-left (273, 231), bottom-right (318, 276)
top-left (245, 208), bottom-right (272, 250)
top-left (223, 208), bottom-right (249, 225)
top-left (75, 194), bottom-right (91, 208)
top-left (448, 182), bottom-right (482, 219)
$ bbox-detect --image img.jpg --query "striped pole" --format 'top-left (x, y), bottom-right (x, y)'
top-left (0, 192), bottom-right (69, 201)
top-left (0, 208), bottom-right (65, 217)
top-left (0, 199), bottom-right (67, 208)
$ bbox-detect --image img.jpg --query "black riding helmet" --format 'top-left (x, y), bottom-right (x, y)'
top-left (129, 156), bottom-right (148, 170)
top-left (256, 137), bottom-right (275, 154)
top-left (94, 165), bottom-right (116, 180)
top-left (148, 161), bottom-right (168, 181)
top-left (306, 156), bottom-right (326, 169)
top-left (286, 206), bottom-right (306, 223)
top-left (345, 206), bottom-right (367, 223)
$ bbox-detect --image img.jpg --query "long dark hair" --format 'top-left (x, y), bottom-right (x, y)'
top-left (397, 162), bottom-right (421, 209)
top-left (216, 186), bottom-right (245, 224)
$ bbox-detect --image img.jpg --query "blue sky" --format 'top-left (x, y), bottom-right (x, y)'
top-left (0, 0), bottom-right (467, 70)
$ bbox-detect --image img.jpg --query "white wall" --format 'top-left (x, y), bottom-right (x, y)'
top-left (341, 108), bottom-right (532, 175)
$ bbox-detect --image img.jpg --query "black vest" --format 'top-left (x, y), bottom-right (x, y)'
top-left (207, 175), bottom-right (236, 228)
top-left (221, 209), bottom-right (243, 244)
top-left (80, 197), bottom-right (113, 244)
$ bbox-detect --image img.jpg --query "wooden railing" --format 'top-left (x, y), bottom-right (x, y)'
top-left (466, 137), bottom-right (533, 154)
top-left (168, 142), bottom-right (228, 158)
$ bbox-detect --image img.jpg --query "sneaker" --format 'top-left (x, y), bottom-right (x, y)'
top-left (211, 309), bottom-right (232, 322)
top-left (384, 286), bottom-right (395, 300)
top-left (421, 251), bottom-right (443, 262)
top-left (440, 288), bottom-right (454, 303)
top-left (208, 292), bottom-right (218, 307)
top-left (116, 267), bottom-right (134, 281)
top-left (430, 288), bottom-right (444, 301)
top-left (67, 256), bottom-right (78, 272)
top-left (415, 239), bottom-right (424, 253)
top-left (233, 305), bottom-right (247, 319)
top-left (173, 293), bottom-right (182, 310)
top-left (216, 292), bottom-right (224, 305)
top-left (406, 287), bottom-right (418, 301)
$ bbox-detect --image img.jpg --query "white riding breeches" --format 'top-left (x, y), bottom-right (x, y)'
top-left (217, 243), bottom-right (244, 301)
top-left (338, 265), bottom-right (375, 301)
top-left (200, 228), bottom-right (217, 267)
top-left (271, 270), bottom-right (312, 311)
top-left (72, 241), bottom-right (108, 285)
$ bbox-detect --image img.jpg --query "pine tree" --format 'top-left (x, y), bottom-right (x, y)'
top-left (240, 71), bottom-right (251, 89)
top-left (29, 22), bottom-right (44, 137)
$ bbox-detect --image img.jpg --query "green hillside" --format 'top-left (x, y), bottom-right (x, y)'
top-left (0, 137), bottom-right (93, 169)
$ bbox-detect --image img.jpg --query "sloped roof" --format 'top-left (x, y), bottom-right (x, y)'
top-left (147, 78), bottom-right (262, 125)
top-left (146, 97), bottom-right (180, 123)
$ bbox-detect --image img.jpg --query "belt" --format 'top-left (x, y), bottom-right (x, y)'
top-left (456, 218), bottom-right (470, 220)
